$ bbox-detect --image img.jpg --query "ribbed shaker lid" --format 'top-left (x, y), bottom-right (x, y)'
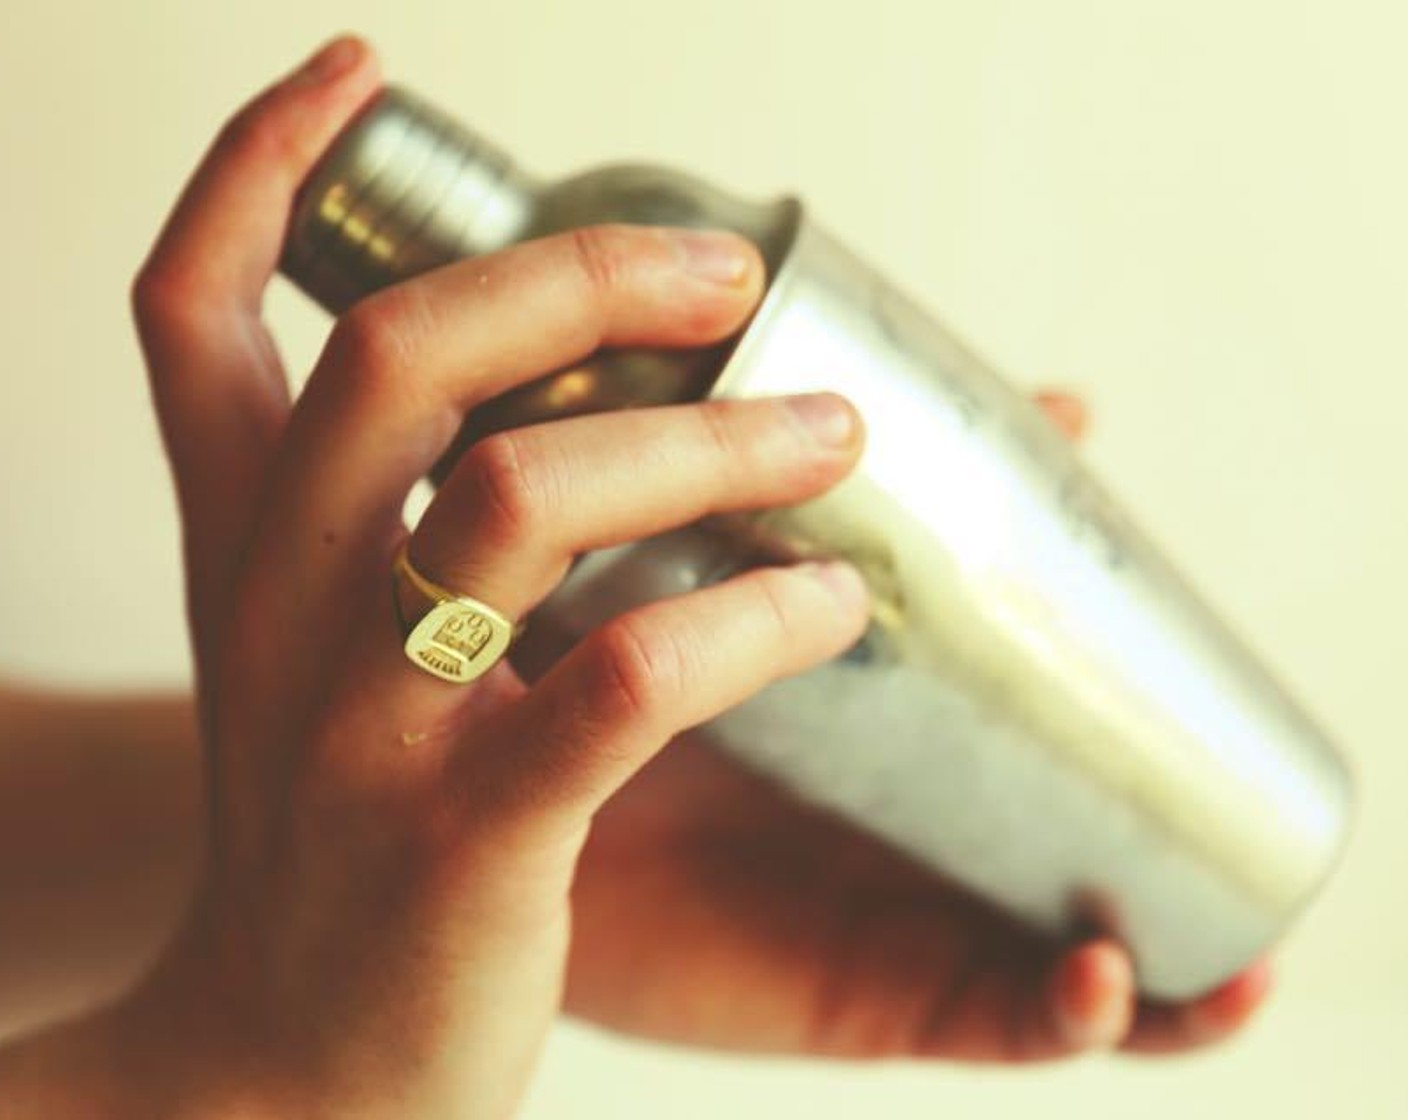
top-left (281, 85), bottom-right (536, 313)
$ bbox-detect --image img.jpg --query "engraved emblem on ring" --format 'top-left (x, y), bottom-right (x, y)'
top-left (394, 543), bottom-right (516, 684)
top-left (405, 603), bottom-right (496, 682)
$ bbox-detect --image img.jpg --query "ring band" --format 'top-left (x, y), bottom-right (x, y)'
top-left (392, 542), bottom-right (518, 684)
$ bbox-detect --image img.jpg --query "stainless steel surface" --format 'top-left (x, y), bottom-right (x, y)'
top-left (536, 219), bottom-right (1352, 997)
top-left (279, 86), bottom-right (1354, 999)
top-left (284, 86), bottom-right (540, 312)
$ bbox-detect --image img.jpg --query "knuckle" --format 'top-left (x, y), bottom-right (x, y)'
top-left (460, 432), bottom-right (545, 544)
top-left (327, 288), bottom-right (433, 398)
top-left (567, 224), bottom-right (629, 297)
top-left (749, 567), bottom-right (801, 637)
top-left (128, 261), bottom-right (166, 320)
top-left (695, 399), bottom-right (745, 462)
top-left (587, 614), bottom-right (688, 724)
top-left (213, 94), bottom-right (297, 168)
top-left (129, 258), bottom-right (202, 336)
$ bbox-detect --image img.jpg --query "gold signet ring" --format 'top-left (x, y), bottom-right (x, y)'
top-left (392, 542), bottom-right (518, 684)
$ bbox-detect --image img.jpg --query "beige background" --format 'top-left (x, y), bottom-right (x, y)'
top-left (1, 0), bottom-right (1404, 1116)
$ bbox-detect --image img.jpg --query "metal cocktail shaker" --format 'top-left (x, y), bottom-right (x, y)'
top-left (280, 86), bottom-right (1352, 999)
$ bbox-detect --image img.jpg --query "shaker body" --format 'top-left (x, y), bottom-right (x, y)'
top-left (533, 214), bottom-right (1352, 997)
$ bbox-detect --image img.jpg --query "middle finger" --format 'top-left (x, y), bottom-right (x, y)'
top-left (405, 392), bottom-right (864, 627)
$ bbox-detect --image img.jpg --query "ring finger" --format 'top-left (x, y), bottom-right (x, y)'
top-left (372, 391), bottom-right (863, 716)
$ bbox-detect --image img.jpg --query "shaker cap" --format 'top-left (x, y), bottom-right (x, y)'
top-left (282, 86), bottom-right (535, 312)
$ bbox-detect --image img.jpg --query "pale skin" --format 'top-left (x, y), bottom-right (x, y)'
top-left (0, 35), bottom-right (1271, 1119)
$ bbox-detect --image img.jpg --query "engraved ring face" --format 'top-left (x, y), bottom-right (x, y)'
top-left (404, 599), bottom-right (514, 684)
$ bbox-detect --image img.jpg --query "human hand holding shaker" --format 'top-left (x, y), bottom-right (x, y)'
top-left (281, 84), bottom-right (1351, 1000)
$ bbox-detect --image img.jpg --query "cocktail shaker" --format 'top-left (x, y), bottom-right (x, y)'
top-left (280, 86), bottom-right (1352, 999)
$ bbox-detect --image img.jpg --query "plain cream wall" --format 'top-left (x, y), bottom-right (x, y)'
top-left (1, 1), bottom-right (1403, 1116)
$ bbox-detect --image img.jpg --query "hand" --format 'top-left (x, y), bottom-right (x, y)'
top-left (562, 391), bottom-right (1272, 1062)
top-left (0, 34), bottom-right (1270, 1119)
top-left (23, 36), bottom-right (873, 1119)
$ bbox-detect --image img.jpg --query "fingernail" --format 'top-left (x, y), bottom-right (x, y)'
top-left (796, 560), bottom-right (870, 612)
top-left (1188, 958), bottom-right (1273, 1039)
top-left (785, 392), bottom-right (860, 448)
top-left (1053, 943), bottom-right (1133, 1051)
top-left (669, 229), bottom-right (755, 287)
top-left (1057, 993), bottom-right (1125, 1051)
top-left (293, 35), bottom-right (364, 85)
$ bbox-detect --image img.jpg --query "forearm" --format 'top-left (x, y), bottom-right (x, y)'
top-left (0, 1005), bottom-right (163, 1118)
top-left (0, 683), bottom-right (202, 1040)
top-left (0, 976), bottom-right (312, 1119)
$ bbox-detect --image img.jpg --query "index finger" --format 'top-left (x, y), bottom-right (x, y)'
top-left (131, 36), bottom-right (380, 663)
